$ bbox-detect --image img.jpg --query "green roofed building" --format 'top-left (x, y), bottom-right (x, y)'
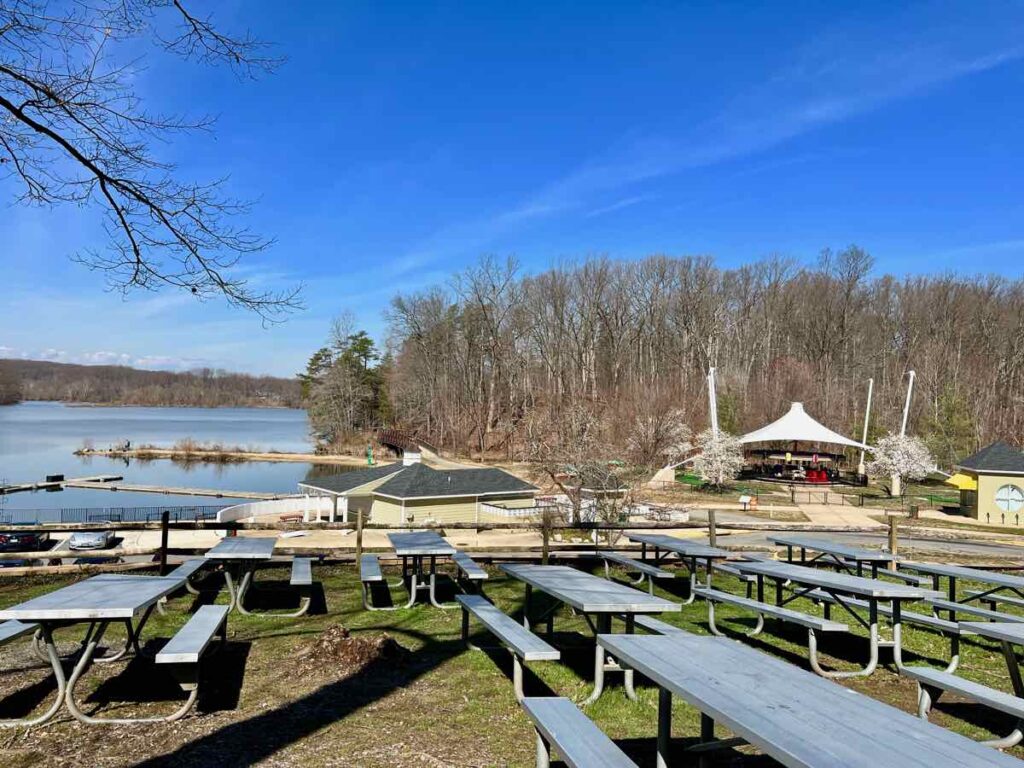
top-left (955, 441), bottom-right (1024, 524)
top-left (299, 460), bottom-right (538, 524)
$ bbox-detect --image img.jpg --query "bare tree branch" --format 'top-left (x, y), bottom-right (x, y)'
top-left (0, 0), bottom-right (300, 320)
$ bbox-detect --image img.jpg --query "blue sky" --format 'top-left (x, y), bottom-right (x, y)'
top-left (2, 1), bottom-right (1024, 377)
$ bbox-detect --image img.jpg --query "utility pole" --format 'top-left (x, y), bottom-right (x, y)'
top-left (858, 378), bottom-right (874, 477)
top-left (707, 367), bottom-right (719, 438)
top-left (892, 370), bottom-right (916, 498)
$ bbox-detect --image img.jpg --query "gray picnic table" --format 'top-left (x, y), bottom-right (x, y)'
top-left (598, 632), bottom-right (1021, 768)
top-left (205, 536), bottom-right (278, 614)
top-left (626, 533), bottom-right (731, 604)
top-left (770, 534), bottom-right (892, 577)
top-left (733, 559), bottom-right (928, 676)
top-left (0, 574), bottom-right (186, 726)
top-left (387, 531), bottom-right (457, 608)
top-left (499, 563), bottom-right (680, 704)
top-left (902, 560), bottom-right (1024, 608)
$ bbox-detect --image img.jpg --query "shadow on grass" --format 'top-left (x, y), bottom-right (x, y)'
top-left (84, 640), bottom-right (250, 714)
top-left (0, 667), bottom-right (61, 718)
top-left (616, 736), bottom-right (775, 768)
top-left (131, 630), bottom-right (461, 768)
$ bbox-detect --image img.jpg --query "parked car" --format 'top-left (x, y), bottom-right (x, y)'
top-left (68, 528), bottom-right (115, 551)
top-left (0, 526), bottom-right (50, 553)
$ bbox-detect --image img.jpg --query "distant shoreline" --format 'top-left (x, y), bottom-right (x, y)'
top-left (75, 446), bottom-right (367, 465)
top-left (59, 401), bottom-right (304, 411)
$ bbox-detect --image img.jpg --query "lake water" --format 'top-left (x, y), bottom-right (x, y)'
top-left (0, 401), bottom-right (353, 516)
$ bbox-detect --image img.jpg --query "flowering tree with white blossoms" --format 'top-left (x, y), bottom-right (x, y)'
top-left (866, 433), bottom-right (935, 502)
top-left (692, 429), bottom-right (745, 488)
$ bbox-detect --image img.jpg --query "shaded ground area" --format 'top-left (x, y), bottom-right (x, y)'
top-left (1, 560), bottom-right (1024, 766)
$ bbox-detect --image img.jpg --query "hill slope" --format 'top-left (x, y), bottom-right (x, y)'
top-left (0, 359), bottom-right (301, 408)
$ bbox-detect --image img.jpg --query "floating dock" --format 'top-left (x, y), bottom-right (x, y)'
top-left (0, 475), bottom-right (123, 495)
top-left (64, 480), bottom-right (285, 501)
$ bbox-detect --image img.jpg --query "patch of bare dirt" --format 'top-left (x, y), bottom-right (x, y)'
top-left (292, 625), bottom-right (409, 678)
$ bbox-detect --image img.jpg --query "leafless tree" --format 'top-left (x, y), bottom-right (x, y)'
top-left (382, 250), bottom-right (1024, 467)
top-left (0, 0), bottom-right (300, 318)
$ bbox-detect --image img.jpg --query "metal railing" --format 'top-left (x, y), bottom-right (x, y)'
top-left (0, 505), bottom-right (226, 525)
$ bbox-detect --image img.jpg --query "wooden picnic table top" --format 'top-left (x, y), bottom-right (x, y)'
top-left (387, 531), bottom-right (456, 557)
top-left (598, 633), bottom-right (1021, 768)
top-left (626, 533), bottom-right (730, 559)
top-left (0, 574), bottom-right (184, 621)
top-left (733, 560), bottom-right (927, 600)
top-left (900, 561), bottom-right (1024, 589)
top-left (205, 536), bottom-right (278, 560)
top-left (769, 535), bottom-right (893, 563)
top-left (499, 564), bottom-right (680, 614)
top-left (960, 621), bottom-right (1024, 644)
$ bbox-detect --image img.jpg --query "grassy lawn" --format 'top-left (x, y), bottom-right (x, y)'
top-left (1, 562), bottom-right (1023, 766)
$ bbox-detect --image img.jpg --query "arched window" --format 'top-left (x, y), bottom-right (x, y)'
top-left (995, 484), bottom-right (1024, 513)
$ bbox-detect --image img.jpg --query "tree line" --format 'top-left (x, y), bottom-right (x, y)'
top-left (372, 249), bottom-right (1022, 469)
top-left (0, 359), bottom-right (301, 409)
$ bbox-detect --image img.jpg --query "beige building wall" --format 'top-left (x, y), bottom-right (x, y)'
top-left (370, 498), bottom-right (405, 524)
top-left (974, 473), bottom-right (1024, 524)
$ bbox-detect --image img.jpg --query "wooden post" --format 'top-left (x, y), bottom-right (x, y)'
top-left (887, 513), bottom-right (898, 568)
top-left (542, 521), bottom-right (550, 566)
top-left (356, 508), bottom-right (364, 561)
top-left (708, 509), bottom-right (717, 547)
top-left (159, 510), bottom-right (170, 576)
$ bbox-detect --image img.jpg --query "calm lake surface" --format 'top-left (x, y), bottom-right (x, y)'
top-left (0, 401), bottom-right (348, 514)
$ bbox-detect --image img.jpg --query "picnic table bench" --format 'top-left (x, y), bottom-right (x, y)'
top-left (625, 533), bottom-right (731, 604)
top-left (901, 561), bottom-right (1024, 609)
top-left (599, 551), bottom-right (673, 594)
top-left (453, 551), bottom-right (488, 591)
top-left (693, 586), bottom-right (848, 674)
top-left (904, 620), bottom-right (1024, 748)
top-left (458, 594), bottom-right (558, 701)
top-left (770, 534), bottom-right (893, 577)
top-left (388, 531), bottom-right (458, 609)
top-left (522, 697), bottom-right (638, 768)
top-left (500, 564), bottom-right (679, 704)
top-left (598, 632), bottom-right (1023, 768)
top-left (732, 559), bottom-right (928, 678)
top-left (68, 604), bottom-right (230, 725)
top-left (0, 574), bottom-right (202, 726)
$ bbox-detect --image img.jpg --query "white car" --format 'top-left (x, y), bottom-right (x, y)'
top-left (68, 528), bottom-right (115, 551)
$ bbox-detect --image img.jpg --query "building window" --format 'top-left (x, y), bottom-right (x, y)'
top-left (995, 484), bottom-right (1024, 513)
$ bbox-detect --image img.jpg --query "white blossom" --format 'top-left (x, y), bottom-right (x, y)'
top-left (866, 433), bottom-right (934, 490)
top-left (692, 429), bottom-right (745, 487)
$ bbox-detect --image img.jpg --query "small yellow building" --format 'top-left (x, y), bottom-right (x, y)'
top-left (955, 441), bottom-right (1024, 524)
top-left (299, 460), bottom-right (538, 524)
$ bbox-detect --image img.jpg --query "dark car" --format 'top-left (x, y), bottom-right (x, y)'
top-left (0, 526), bottom-right (50, 553)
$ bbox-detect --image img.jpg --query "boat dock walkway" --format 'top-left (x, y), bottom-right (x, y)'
top-left (0, 475), bottom-right (123, 495)
top-left (64, 480), bottom-right (287, 501)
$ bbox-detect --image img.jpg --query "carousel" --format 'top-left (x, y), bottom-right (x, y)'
top-left (738, 402), bottom-right (869, 484)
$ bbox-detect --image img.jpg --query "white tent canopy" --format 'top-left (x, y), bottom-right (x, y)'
top-left (739, 402), bottom-right (869, 450)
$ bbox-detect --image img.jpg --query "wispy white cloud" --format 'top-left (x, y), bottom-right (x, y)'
top-left (585, 195), bottom-right (652, 219)
top-left (412, 32), bottom-right (1024, 258)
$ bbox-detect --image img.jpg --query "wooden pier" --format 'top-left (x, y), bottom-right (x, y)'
top-left (64, 480), bottom-right (286, 501)
top-left (0, 475), bottom-right (123, 495)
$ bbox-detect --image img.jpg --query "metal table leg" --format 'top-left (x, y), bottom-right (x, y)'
top-left (657, 687), bottom-right (671, 768)
top-left (0, 624), bottom-right (67, 728)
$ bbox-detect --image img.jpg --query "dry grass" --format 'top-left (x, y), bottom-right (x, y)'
top-left (1, 564), bottom-right (1022, 766)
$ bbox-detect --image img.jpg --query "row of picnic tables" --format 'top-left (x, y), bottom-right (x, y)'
top-left (493, 532), bottom-right (1023, 766)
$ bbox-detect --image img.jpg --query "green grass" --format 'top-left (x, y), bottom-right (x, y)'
top-left (1, 564), bottom-right (1022, 766)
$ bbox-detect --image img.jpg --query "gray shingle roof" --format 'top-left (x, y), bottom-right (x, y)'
top-left (299, 463), bottom-right (404, 494)
top-left (372, 462), bottom-right (537, 499)
top-left (958, 441), bottom-right (1024, 474)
